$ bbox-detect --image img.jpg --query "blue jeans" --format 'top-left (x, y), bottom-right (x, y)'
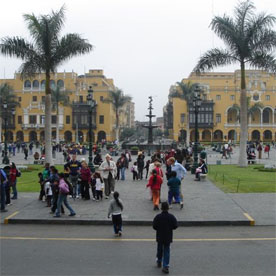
top-left (157, 243), bottom-right (170, 268)
top-left (120, 167), bottom-right (126, 180)
top-left (1, 184), bottom-right (6, 210)
top-left (168, 190), bottom-right (180, 205)
top-left (55, 194), bottom-right (75, 217)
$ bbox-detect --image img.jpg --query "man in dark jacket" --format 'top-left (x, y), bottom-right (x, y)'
top-left (153, 201), bottom-right (178, 274)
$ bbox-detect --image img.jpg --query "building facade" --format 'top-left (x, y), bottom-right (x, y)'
top-left (164, 70), bottom-right (276, 143)
top-left (0, 69), bottom-right (134, 143)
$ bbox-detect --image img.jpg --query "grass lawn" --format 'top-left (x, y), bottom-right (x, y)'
top-left (208, 164), bottom-right (276, 193)
top-left (17, 165), bottom-right (64, 192)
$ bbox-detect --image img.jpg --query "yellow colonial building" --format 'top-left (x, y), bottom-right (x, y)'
top-left (0, 69), bottom-right (134, 143)
top-left (164, 70), bottom-right (276, 143)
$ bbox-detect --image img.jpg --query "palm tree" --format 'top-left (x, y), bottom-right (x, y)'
top-left (104, 88), bottom-right (132, 142)
top-left (0, 6), bottom-right (92, 164)
top-left (194, 0), bottom-right (276, 167)
top-left (51, 86), bottom-right (71, 144)
top-left (171, 81), bottom-right (199, 145)
top-left (0, 83), bottom-right (19, 142)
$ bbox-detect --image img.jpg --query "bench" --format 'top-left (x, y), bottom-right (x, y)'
top-left (34, 160), bottom-right (44, 165)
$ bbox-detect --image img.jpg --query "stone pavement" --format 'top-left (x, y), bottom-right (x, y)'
top-left (2, 168), bottom-right (275, 226)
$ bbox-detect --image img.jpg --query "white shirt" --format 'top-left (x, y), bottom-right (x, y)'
top-left (95, 178), bottom-right (104, 191)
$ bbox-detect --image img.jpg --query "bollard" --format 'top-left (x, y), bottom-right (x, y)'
top-left (236, 179), bottom-right (240, 193)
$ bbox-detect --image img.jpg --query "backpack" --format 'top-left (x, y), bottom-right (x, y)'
top-left (59, 179), bottom-right (69, 194)
top-left (16, 169), bottom-right (21, 177)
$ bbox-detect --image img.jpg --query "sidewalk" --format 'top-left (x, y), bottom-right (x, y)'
top-left (2, 169), bottom-right (274, 226)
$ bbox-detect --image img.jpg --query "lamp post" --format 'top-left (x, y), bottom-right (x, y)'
top-left (2, 102), bottom-right (9, 164)
top-left (191, 86), bottom-right (202, 174)
top-left (87, 86), bottom-right (96, 172)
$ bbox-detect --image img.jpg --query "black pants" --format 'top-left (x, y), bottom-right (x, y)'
top-left (138, 168), bottom-right (143, 179)
top-left (112, 214), bottom-right (122, 234)
top-left (5, 184), bottom-right (11, 205)
top-left (132, 171), bottom-right (138, 180)
top-left (81, 180), bottom-right (90, 199)
top-left (91, 185), bottom-right (96, 198)
top-left (96, 190), bottom-right (103, 200)
top-left (39, 184), bottom-right (45, 200)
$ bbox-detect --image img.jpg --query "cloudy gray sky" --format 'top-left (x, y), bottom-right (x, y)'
top-left (0, 0), bottom-right (275, 121)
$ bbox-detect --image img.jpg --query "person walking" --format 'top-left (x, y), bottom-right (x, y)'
top-left (0, 168), bottom-right (8, 212)
top-left (166, 157), bottom-right (186, 209)
top-left (257, 143), bottom-right (262, 159)
top-left (153, 201), bottom-right (178, 274)
top-left (118, 153), bottom-right (128, 181)
top-left (137, 153), bottom-right (145, 180)
top-left (108, 191), bottom-right (123, 237)
top-left (99, 154), bottom-right (117, 199)
top-left (54, 173), bottom-right (76, 217)
top-left (147, 169), bottom-right (163, 210)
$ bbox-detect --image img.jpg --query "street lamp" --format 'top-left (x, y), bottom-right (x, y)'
top-left (191, 86), bottom-right (202, 174)
top-left (87, 86), bottom-right (96, 172)
top-left (2, 102), bottom-right (9, 164)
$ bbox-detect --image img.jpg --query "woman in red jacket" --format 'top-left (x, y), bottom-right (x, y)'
top-left (147, 169), bottom-right (163, 210)
top-left (80, 161), bottom-right (92, 200)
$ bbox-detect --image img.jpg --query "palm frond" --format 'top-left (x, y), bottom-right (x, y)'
top-left (53, 34), bottom-right (93, 64)
top-left (248, 53), bottom-right (276, 73)
top-left (0, 37), bottom-right (36, 59)
top-left (194, 48), bottom-right (238, 74)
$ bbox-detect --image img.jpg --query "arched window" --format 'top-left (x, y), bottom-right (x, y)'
top-left (57, 80), bottom-right (64, 88)
top-left (32, 80), bottom-right (39, 89)
top-left (50, 80), bottom-right (55, 89)
top-left (24, 80), bottom-right (31, 89)
top-left (41, 80), bottom-right (46, 89)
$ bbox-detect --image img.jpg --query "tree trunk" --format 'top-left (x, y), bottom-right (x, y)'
top-left (56, 106), bottom-right (59, 144)
top-left (186, 104), bottom-right (190, 146)
top-left (116, 112), bottom-right (119, 142)
top-left (238, 62), bottom-right (248, 167)
top-left (45, 72), bottom-right (53, 165)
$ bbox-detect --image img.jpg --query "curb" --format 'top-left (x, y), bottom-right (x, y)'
top-left (6, 218), bottom-right (253, 226)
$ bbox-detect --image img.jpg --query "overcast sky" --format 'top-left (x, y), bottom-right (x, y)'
top-left (0, 0), bottom-right (275, 121)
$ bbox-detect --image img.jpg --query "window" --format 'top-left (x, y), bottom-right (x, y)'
top-left (253, 93), bottom-right (259, 101)
top-left (50, 80), bottom-right (55, 89)
top-left (42, 96), bottom-right (45, 103)
top-left (216, 114), bottom-right (221, 123)
top-left (216, 95), bottom-right (221, 101)
top-left (57, 80), bottom-right (64, 88)
top-left (51, 115), bottom-right (57, 124)
top-left (99, 115), bottom-right (104, 124)
top-left (100, 96), bottom-right (104, 101)
top-left (79, 96), bottom-right (83, 103)
top-left (180, 113), bottom-right (185, 124)
top-left (41, 80), bottom-right (46, 89)
top-left (24, 80), bottom-right (31, 89)
top-left (40, 115), bottom-right (45, 124)
top-left (18, 116), bottom-right (22, 124)
top-left (203, 94), bottom-right (207, 100)
top-left (32, 96), bottom-right (37, 102)
top-left (29, 115), bottom-right (37, 124)
top-left (33, 80), bottom-right (39, 89)
top-left (265, 95), bottom-right (270, 101)
top-left (230, 95), bottom-right (235, 101)
top-left (66, 115), bottom-right (70, 124)
top-left (18, 97), bottom-right (22, 102)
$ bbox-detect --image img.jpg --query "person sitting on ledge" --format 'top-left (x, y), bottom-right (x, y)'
top-left (195, 159), bottom-right (208, 181)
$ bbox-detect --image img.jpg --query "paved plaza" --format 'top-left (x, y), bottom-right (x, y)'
top-left (1, 146), bottom-right (275, 226)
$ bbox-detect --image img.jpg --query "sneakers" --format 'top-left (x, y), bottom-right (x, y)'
top-left (162, 267), bottom-right (169, 274)
top-left (180, 202), bottom-right (184, 209)
top-left (69, 213), bottom-right (76, 217)
top-left (53, 215), bottom-right (60, 218)
top-left (118, 231), bottom-right (122, 237)
top-left (105, 196), bottom-right (109, 199)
